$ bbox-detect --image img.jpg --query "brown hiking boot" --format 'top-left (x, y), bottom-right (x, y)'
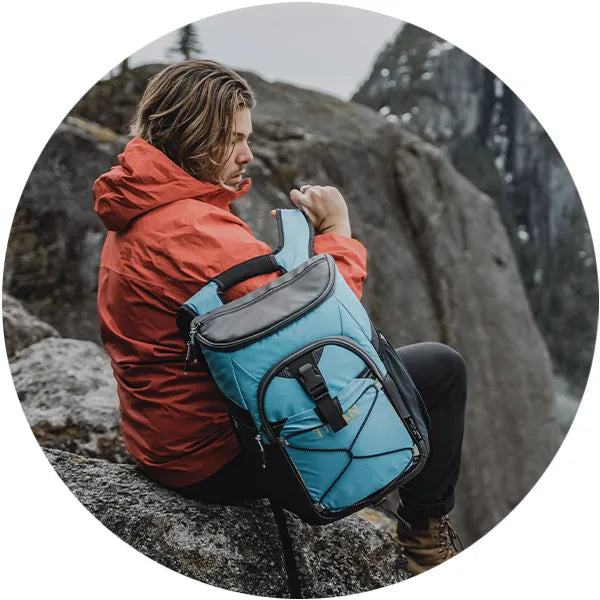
top-left (397, 515), bottom-right (463, 575)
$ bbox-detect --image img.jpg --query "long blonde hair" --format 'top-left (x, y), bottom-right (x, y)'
top-left (130, 60), bottom-right (255, 187)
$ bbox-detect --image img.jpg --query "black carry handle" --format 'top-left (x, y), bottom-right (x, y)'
top-left (211, 253), bottom-right (284, 301)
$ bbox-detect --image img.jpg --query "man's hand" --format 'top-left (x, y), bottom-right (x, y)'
top-left (270, 185), bottom-right (352, 238)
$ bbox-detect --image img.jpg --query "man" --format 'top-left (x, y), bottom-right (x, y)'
top-left (94, 60), bottom-right (466, 575)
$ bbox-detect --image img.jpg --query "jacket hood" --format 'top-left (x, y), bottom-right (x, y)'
top-left (93, 137), bottom-right (252, 231)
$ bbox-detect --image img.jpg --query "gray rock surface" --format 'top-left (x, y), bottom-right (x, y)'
top-left (10, 337), bottom-right (129, 463)
top-left (2, 292), bottom-right (60, 357)
top-left (46, 448), bottom-right (408, 598)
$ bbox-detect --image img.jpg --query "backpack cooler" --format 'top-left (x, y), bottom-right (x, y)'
top-left (176, 208), bottom-right (430, 527)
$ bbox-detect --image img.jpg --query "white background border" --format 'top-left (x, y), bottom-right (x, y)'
top-left (1, 1), bottom-right (598, 598)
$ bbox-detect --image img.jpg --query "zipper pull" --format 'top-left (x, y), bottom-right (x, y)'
top-left (184, 343), bottom-right (193, 374)
top-left (184, 320), bottom-right (200, 374)
top-left (255, 431), bottom-right (267, 469)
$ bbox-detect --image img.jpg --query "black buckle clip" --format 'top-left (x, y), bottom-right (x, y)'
top-left (297, 363), bottom-right (347, 432)
top-left (298, 364), bottom-right (328, 400)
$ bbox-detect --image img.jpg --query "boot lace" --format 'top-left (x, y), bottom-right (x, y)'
top-left (435, 515), bottom-right (464, 558)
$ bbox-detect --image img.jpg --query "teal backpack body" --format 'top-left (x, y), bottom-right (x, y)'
top-left (176, 208), bottom-right (430, 526)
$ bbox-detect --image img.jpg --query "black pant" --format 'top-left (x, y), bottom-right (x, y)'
top-left (176, 343), bottom-right (467, 524)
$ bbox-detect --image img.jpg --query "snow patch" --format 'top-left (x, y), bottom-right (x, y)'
top-left (494, 78), bottom-right (504, 98)
top-left (517, 226), bottom-right (530, 243)
top-left (426, 41), bottom-right (454, 58)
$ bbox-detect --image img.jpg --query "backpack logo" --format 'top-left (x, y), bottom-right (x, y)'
top-left (314, 405), bottom-right (361, 438)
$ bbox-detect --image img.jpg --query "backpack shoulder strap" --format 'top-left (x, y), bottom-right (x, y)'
top-left (273, 208), bottom-right (315, 272)
top-left (269, 497), bottom-right (302, 598)
top-left (182, 281), bottom-right (224, 316)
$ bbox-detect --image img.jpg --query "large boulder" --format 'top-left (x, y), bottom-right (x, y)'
top-left (390, 136), bottom-right (560, 539)
top-left (10, 336), bottom-right (129, 463)
top-left (2, 292), bottom-right (60, 357)
top-left (46, 448), bottom-right (408, 598)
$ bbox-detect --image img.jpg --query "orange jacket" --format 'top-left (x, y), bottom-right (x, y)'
top-left (94, 137), bottom-right (368, 487)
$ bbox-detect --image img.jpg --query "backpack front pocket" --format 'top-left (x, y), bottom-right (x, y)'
top-left (257, 336), bottom-right (418, 515)
top-left (279, 377), bottom-right (414, 512)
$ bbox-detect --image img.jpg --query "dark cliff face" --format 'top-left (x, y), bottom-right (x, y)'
top-left (3, 120), bottom-right (126, 344)
top-left (4, 65), bottom-right (564, 544)
top-left (352, 23), bottom-right (598, 394)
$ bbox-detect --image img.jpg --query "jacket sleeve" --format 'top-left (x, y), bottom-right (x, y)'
top-left (176, 207), bottom-right (367, 303)
top-left (313, 233), bottom-right (367, 299)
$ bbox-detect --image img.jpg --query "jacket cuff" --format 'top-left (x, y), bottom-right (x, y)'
top-left (313, 232), bottom-right (367, 264)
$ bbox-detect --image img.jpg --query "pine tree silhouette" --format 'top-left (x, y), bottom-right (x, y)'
top-left (168, 24), bottom-right (202, 60)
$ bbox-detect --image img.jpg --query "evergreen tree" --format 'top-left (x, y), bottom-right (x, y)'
top-left (169, 24), bottom-right (202, 60)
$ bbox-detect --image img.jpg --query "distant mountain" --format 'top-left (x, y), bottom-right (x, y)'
top-left (352, 23), bottom-right (598, 396)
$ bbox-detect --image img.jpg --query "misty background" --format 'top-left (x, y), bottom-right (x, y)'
top-left (124, 3), bottom-right (403, 100)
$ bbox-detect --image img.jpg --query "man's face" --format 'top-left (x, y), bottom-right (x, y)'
top-left (220, 107), bottom-right (253, 189)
